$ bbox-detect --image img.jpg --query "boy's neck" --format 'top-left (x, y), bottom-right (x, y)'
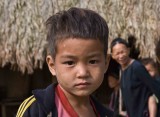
top-left (67, 95), bottom-right (98, 117)
top-left (57, 84), bottom-right (91, 106)
top-left (61, 88), bottom-right (91, 107)
top-left (57, 85), bottom-right (98, 117)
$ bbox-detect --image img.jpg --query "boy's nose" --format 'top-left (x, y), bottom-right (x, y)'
top-left (76, 63), bottom-right (89, 78)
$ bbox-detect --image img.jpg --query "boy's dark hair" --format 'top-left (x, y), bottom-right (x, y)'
top-left (46, 7), bottom-right (109, 58)
top-left (110, 37), bottom-right (129, 53)
top-left (141, 58), bottom-right (158, 69)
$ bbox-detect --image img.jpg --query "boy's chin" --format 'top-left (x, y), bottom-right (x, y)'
top-left (74, 91), bottom-right (93, 97)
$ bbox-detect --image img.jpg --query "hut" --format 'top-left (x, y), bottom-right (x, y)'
top-left (0, 0), bottom-right (160, 116)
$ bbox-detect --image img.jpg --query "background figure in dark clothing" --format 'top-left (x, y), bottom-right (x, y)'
top-left (107, 58), bottom-right (127, 117)
top-left (141, 57), bottom-right (160, 117)
top-left (108, 72), bottom-right (120, 112)
top-left (110, 38), bottom-right (160, 117)
top-left (141, 58), bottom-right (160, 82)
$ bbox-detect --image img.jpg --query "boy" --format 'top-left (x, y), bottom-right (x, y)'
top-left (16, 7), bottom-right (113, 117)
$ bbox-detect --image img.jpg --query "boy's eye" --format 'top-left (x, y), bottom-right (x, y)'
top-left (63, 61), bottom-right (75, 66)
top-left (89, 60), bottom-right (98, 64)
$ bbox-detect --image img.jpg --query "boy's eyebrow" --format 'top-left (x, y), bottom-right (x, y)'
top-left (60, 55), bottom-right (76, 59)
top-left (60, 52), bottom-right (103, 59)
top-left (87, 53), bottom-right (103, 58)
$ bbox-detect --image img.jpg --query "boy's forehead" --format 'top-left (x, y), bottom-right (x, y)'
top-left (55, 38), bottom-right (105, 55)
top-left (59, 52), bottom-right (103, 59)
top-left (57, 38), bottom-right (103, 47)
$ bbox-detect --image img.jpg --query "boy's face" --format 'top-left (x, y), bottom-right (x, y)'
top-left (47, 38), bottom-right (108, 97)
top-left (145, 63), bottom-right (157, 78)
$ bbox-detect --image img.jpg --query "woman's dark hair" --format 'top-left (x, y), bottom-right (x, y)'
top-left (110, 37), bottom-right (129, 53)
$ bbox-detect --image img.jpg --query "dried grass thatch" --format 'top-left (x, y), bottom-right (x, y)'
top-left (0, 0), bottom-right (160, 74)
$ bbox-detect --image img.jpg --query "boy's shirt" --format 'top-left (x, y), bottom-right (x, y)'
top-left (55, 84), bottom-right (78, 117)
top-left (16, 83), bottom-right (113, 117)
top-left (55, 84), bottom-right (100, 117)
top-left (55, 92), bottom-right (70, 117)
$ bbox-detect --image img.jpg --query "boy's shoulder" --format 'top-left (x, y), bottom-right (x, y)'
top-left (16, 95), bottom-right (36, 117)
top-left (16, 83), bottom-right (57, 117)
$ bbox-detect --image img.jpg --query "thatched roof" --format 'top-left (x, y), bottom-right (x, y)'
top-left (0, 0), bottom-right (160, 74)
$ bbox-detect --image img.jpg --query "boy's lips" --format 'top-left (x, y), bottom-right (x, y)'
top-left (74, 82), bottom-right (90, 88)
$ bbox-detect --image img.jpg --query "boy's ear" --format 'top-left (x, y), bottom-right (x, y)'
top-left (46, 55), bottom-right (56, 76)
top-left (104, 54), bottom-right (111, 73)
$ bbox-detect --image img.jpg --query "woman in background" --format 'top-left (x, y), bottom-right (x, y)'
top-left (110, 37), bottom-right (160, 117)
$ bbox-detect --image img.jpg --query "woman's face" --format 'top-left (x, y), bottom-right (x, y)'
top-left (111, 43), bottom-right (130, 68)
